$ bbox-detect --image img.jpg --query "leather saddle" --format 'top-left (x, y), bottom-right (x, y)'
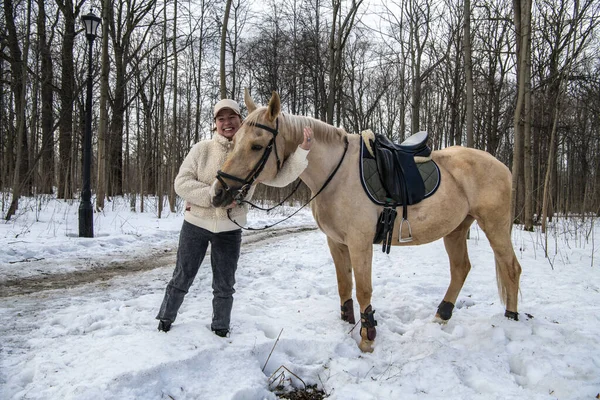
top-left (372, 131), bottom-right (431, 206)
top-left (366, 131), bottom-right (433, 251)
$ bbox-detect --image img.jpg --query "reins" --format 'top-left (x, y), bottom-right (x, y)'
top-left (227, 135), bottom-right (349, 231)
top-left (216, 118), bottom-right (282, 203)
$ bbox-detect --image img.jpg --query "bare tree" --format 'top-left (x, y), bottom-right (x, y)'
top-left (379, 2), bottom-right (411, 139)
top-left (55, 0), bottom-right (85, 200)
top-left (232, 0), bottom-right (252, 100)
top-left (326, 0), bottom-right (363, 125)
top-left (539, 0), bottom-right (598, 232)
top-left (463, 0), bottom-right (474, 148)
top-left (220, 0), bottom-right (233, 98)
top-left (391, 0), bottom-right (448, 134)
top-left (169, 0), bottom-right (178, 213)
top-left (157, 0), bottom-right (167, 218)
top-left (341, 38), bottom-right (391, 134)
top-left (4, 0), bottom-right (32, 220)
top-left (522, 13), bottom-right (533, 231)
top-left (189, 0), bottom-right (218, 143)
top-left (105, 0), bottom-right (160, 196)
top-left (510, 0), bottom-right (531, 224)
top-left (476, 0), bottom-right (513, 157)
top-left (95, 0), bottom-right (111, 212)
top-left (37, 0), bottom-right (56, 194)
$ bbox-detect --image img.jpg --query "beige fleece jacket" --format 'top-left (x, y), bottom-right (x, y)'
top-left (175, 133), bottom-right (309, 232)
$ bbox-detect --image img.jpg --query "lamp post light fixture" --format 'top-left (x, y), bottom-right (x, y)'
top-left (79, 10), bottom-right (101, 238)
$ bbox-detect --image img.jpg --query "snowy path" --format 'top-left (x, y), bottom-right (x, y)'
top-left (0, 225), bottom-right (317, 297)
top-left (1, 227), bottom-right (599, 399)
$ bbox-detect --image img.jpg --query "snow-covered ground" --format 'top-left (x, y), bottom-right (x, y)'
top-left (1, 196), bottom-right (599, 399)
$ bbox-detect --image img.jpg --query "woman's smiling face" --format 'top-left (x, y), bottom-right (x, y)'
top-left (215, 109), bottom-right (242, 140)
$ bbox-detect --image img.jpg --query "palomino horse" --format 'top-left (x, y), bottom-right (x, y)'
top-left (211, 91), bottom-right (521, 352)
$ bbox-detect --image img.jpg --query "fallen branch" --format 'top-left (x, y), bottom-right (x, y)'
top-left (268, 365), bottom-right (307, 391)
top-left (8, 257), bottom-right (45, 264)
top-left (347, 320), bottom-right (360, 334)
top-left (262, 328), bottom-right (283, 372)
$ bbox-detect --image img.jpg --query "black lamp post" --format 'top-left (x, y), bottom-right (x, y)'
top-left (79, 10), bottom-right (101, 238)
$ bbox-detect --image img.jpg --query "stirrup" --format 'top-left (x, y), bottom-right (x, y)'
top-left (398, 218), bottom-right (413, 243)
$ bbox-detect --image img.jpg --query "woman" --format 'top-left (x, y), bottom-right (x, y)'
top-left (156, 98), bottom-right (312, 337)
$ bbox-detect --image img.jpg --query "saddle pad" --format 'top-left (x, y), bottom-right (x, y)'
top-left (359, 136), bottom-right (440, 206)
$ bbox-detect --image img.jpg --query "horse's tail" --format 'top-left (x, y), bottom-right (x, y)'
top-left (494, 250), bottom-right (522, 307)
top-left (495, 258), bottom-right (508, 305)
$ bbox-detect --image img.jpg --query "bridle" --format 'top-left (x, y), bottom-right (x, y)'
top-left (215, 115), bottom-right (349, 231)
top-left (215, 117), bottom-right (282, 202)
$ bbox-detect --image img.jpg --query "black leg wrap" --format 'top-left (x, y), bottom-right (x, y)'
top-left (360, 305), bottom-right (377, 341)
top-left (504, 310), bottom-right (519, 321)
top-left (437, 300), bottom-right (455, 321)
top-left (341, 299), bottom-right (356, 324)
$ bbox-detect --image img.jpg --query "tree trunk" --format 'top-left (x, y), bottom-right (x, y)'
top-left (193, 19), bottom-right (204, 143)
top-left (38, 0), bottom-right (55, 194)
top-left (326, 0), bottom-right (340, 125)
top-left (463, 0), bottom-right (474, 148)
top-left (169, 0), bottom-right (178, 213)
top-left (510, 0), bottom-right (531, 224)
top-left (157, 2), bottom-right (167, 218)
top-left (4, 0), bottom-right (31, 220)
top-left (220, 0), bottom-right (233, 99)
top-left (541, 104), bottom-right (559, 234)
top-left (0, 56), bottom-right (5, 192)
top-left (56, 0), bottom-right (79, 200)
top-left (96, 0), bottom-right (110, 211)
top-left (523, 31), bottom-right (533, 231)
top-left (137, 96), bottom-right (144, 213)
top-left (108, 44), bottom-right (125, 196)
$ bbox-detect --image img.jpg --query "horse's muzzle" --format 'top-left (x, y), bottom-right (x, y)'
top-left (210, 180), bottom-right (235, 207)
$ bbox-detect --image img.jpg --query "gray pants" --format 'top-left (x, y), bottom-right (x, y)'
top-left (156, 220), bottom-right (242, 331)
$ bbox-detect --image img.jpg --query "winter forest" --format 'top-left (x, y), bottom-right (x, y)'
top-left (1, 0), bottom-right (599, 227)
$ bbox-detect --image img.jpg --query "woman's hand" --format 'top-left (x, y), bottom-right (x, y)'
top-left (300, 127), bottom-right (313, 150)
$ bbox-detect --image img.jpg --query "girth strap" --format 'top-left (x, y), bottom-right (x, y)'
top-left (373, 207), bottom-right (397, 254)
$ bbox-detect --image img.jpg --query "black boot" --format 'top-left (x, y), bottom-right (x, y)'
top-left (158, 320), bottom-right (172, 332)
top-left (212, 328), bottom-right (229, 338)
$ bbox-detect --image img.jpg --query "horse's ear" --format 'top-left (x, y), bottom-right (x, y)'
top-left (245, 88), bottom-right (256, 114)
top-left (266, 91), bottom-right (281, 122)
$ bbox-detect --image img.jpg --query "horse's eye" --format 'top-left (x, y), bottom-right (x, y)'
top-left (251, 144), bottom-right (263, 151)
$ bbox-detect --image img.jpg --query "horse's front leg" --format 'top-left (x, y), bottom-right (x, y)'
top-left (349, 242), bottom-right (376, 353)
top-left (327, 237), bottom-right (355, 324)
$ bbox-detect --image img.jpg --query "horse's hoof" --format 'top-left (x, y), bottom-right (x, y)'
top-left (433, 314), bottom-right (449, 324)
top-left (359, 325), bottom-right (377, 353)
top-left (505, 310), bottom-right (519, 321)
top-left (359, 339), bottom-right (375, 353)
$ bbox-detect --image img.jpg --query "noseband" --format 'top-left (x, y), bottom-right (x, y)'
top-left (216, 118), bottom-right (282, 202)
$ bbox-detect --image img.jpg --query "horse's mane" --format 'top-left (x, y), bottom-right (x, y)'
top-left (244, 107), bottom-right (348, 145)
top-left (283, 113), bottom-right (347, 144)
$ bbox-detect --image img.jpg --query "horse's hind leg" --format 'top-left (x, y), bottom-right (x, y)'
top-left (437, 216), bottom-right (475, 322)
top-left (479, 222), bottom-right (521, 320)
top-left (327, 237), bottom-right (355, 324)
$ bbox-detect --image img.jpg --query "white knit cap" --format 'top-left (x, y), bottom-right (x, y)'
top-left (213, 99), bottom-right (241, 118)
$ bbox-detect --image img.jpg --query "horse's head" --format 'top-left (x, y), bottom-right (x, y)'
top-left (211, 89), bottom-right (285, 207)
